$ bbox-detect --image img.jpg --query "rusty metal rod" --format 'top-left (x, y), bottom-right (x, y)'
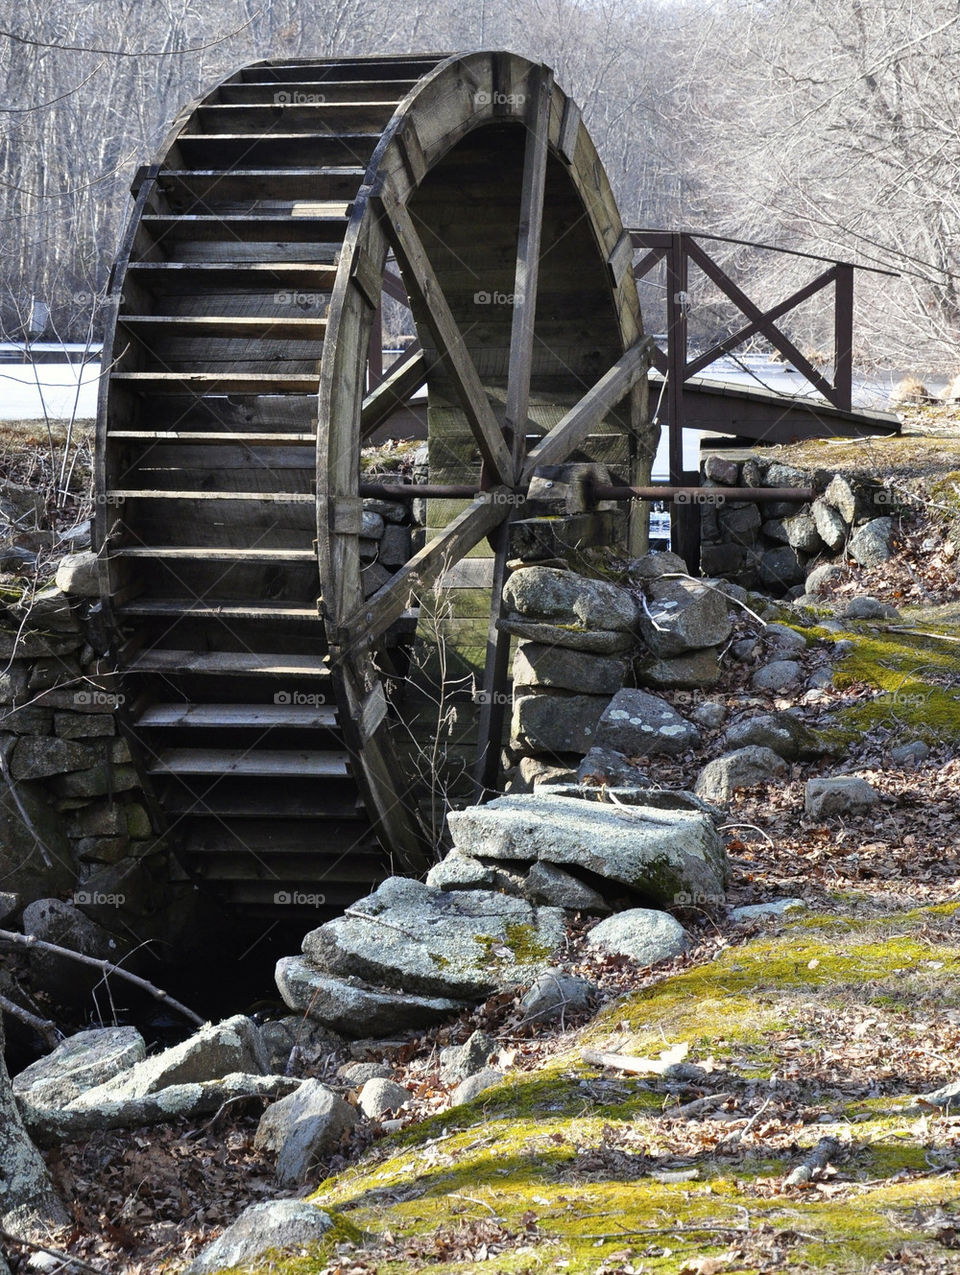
top-left (359, 481), bottom-right (815, 504)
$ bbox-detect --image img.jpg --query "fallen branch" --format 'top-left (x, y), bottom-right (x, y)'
top-left (0, 929), bottom-right (203, 1028)
top-left (20, 1072), bottom-right (300, 1147)
top-left (667, 1091), bottom-right (735, 1119)
top-left (0, 1228), bottom-right (105, 1274)
top-left (0, 992), bottom-right (59, 1050)
top-left (784, 1135), bottom-right (840, 1186)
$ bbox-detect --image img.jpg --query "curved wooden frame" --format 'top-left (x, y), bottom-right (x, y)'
top-left (318, 50), bottom-right (649, 848)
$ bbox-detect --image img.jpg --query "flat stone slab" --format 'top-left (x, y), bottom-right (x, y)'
top-left (300, 878), bottom-right (566, 1000)
top-left (275, 957), bottom-right (466, 1037)
top-left (13, 1026), bottom-right (145, 1109)
top-left (447, 793), bottom-right (727, 910)
top-left (498, 617), bottom-right (634, 654)
top-left (511, 691), bottom-right (610, 755)
top-left (70, 1014), bottom-right (268, 1109)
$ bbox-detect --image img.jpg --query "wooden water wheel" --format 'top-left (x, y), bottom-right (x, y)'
top-left (95, 51), bottom-right (652, 918)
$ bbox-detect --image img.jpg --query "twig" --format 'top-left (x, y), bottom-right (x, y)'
top-left (784, 1135), bottom-right (840, 1186)
top-left (449, 1194), bottom-right (500, 1216)
top-left (0, 929), bottom-right (203, 1027)
top-left (0, 990), bottom-right (59, 1049)
top-left (0, 1228), bottom-right (105, 1274)
top-left (720, 1093), bottom-right (773, 1146)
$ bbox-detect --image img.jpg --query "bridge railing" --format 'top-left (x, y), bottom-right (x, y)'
top-left (629, 229), bottom-right (897, 566)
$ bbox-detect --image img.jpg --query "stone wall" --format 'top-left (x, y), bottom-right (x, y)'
top-left (697, 454), bottom-right (905, 595)
top-left (0, 538), bottom-right (194, 955)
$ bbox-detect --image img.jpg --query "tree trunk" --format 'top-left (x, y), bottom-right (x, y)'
top-left (0, 1014), bottom-right (68, 1238)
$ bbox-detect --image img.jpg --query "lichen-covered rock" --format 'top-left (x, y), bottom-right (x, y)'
top-left (519, 972), bottom-right (596, 1025)
top-left (762, 623), bottom-right (807, 658)
top-left (300, 878), bottom-right (565, 1000)
top-left (783, 512), bottom-right (824, 554)
top-left (730, 898), bottom-right (806, 922)
top-left (824, 473), bottom-right (878, 525)
top-left (513, 642), bottom-right (626, 695)
top-left (635, 647), bottom-right (721, 690)
top-left (849, 517), bottom-right (894, 568)
top-left (439, 1031), bottom-right (497, 1085)
top-left (498, 617), bottom-right (634, 654)
top-left (511, 691), bottom-right (610, 755)
top-left (426, 851), bottom-right (526, 894)
top-left (804, 776), bottom-right (879, 819)
top-left (586, 909), bottom-right (690, 965)
top-left (637, 578), bottom-right (732, 657)
top-left (183, 1200), bottom-right (334, 1275)
top-left (70, 1015), bottom-right (268, 1109)
top-left (13, 1027), bottom-right (145, 1109)
top-left (812, 499), bottom-right (847, 551)
top-left (577, 746), bottom-right (650, 787)
top-left (275, 958), bottom-right (466, 1036)
top-left (503, 566), bottom-right (638, 630)
top-left (757, 546), bottom-right (806, 590)
top-left (751, 659), bottom-right (802, 692)
top-left (628, 550), bottom-right (687, 580)
top-left (724, 711), bottom-right (822, 760)
top-left (841, 596), bottom-right (900, 621)
top-left (449, 1067), bottom-right (503, 1107)
top-left (594, 689), bottom-right (700, 757)
top-left (522, 861), bottom-right (609, 913)
top-left (255, 1080), bottom-right (358, 1186)
top-left (358, 1078), bottom-right (411, 1119)
top-left (694, 746), bottom-right (788, 803)
top-left (54, 551), bottom-right (100, 597)
top-left (447, 792), bottom-right (727, 908)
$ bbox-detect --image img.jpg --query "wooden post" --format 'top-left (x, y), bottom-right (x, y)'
top-left (367, 301), bottom-right (383, 390)
top-left (666, 233), bottom-right (698, 573)
top-left (834, 264), bottom-right (854, 411)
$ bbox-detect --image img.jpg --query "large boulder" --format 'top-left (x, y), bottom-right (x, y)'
top-left (812, 499), bottom-right (847, 551)
top-left (849, 517), bottom-right (894, 568)
top-left (300, 877), bottom-right (566, 1000)
top-left (823, 473), bottom-right (877, 526)
top-left (12, 1027), bottom-right (145, 1109)
top-left (255, 1081), bottom-right (358, 1186)
top-left (586, 909), bottom-right (690, 964)
top-left (275, 959), bottom-right (465, 1037)
top-left (502, 566), bottom-right (638, 630)
top-left (447, 792), bottom-right (727, 909)
top-left (694, 746), bottom-right (788, 803)
top-left (70, 1015), bottom-right (268, 1109)
top-left (637, 577), bottom-right (732, 657)
top-left (511, 692), bottom-right (610, 755)
top-left (183, 1200), bottom-right (334, 1275)
top-left (594, 689), bottom-right (700, 757)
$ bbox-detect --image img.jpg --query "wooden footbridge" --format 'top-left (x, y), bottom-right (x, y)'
top-left (95, 51), bottom-right (899, 920)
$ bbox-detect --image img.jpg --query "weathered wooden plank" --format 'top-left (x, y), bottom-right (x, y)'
top-left (360, 348), bottom-right (428, 438)
top-left (149, 749), bottom-right (350, 777)
top-left (521, 338), bottom-right (652, 480)
top-left (137, 703), bottom-right (337, 729)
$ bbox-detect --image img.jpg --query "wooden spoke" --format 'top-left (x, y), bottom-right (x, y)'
top-left (360, 346), bottom-right (428, 439)
top-left (503, 67), bottom-right (552, 469)
top-left (375, 184), bottom-right (515, 486)
top-left (475, 68), bottom-right (552, 794)
top-left (339, 491), bottom-right (510, 649)
top-left (521, 337), bottom-right (652, 481)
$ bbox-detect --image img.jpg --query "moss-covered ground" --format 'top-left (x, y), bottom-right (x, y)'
top-left (236, 906), bottom-right (960, 1274)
